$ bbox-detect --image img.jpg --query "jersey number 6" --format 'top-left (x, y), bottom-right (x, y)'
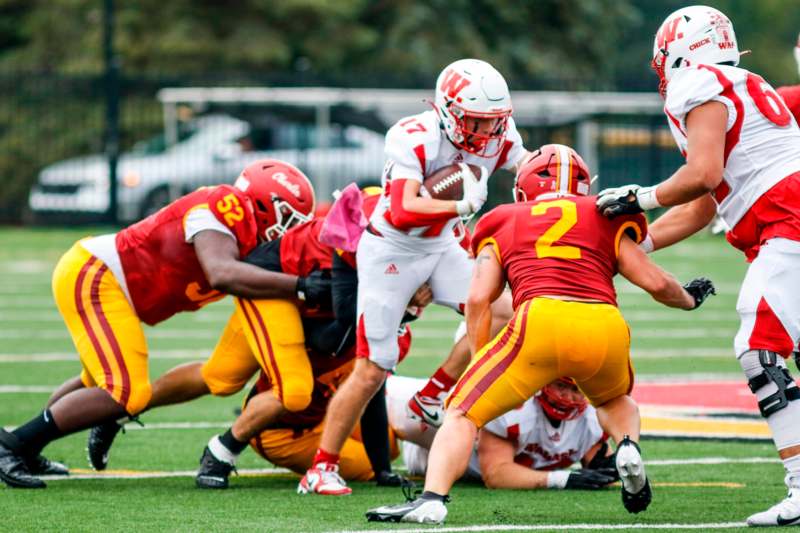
top-left (530, 199), bottom-right (581, 259)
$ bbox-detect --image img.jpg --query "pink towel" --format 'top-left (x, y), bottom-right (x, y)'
top-left (319, 182), bottom-right (368, 252)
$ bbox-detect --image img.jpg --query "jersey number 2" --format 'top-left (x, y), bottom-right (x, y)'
top-left (531, 200), bottom-right (581, 259)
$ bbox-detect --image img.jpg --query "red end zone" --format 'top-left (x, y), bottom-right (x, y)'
top-left (631, 380), bottom-right (778, 440)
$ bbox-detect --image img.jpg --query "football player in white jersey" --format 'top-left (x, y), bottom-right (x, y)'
top-left (596, 6), bottom-right (800, 526)
top-left (297, 58), bottom-right (529, 496)
top-left (386, 375), bottom-right (616, 491)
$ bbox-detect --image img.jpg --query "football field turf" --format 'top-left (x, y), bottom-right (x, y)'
top-left (0, 227), bottom-right (786, 532)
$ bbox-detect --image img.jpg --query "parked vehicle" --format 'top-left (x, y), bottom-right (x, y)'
top-left (29, 114), bottom-right (386, 223)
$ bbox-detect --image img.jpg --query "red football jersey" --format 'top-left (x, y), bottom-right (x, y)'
top-left (778, 85), bottom-right (800, 126)
top-left (279, 217), bottom-right (332, 277)
top-left (471, 195), bottom-right (648, 308)
top-left (116, 185), bottom-right (259, 325)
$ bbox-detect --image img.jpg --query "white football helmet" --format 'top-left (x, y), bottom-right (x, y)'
top-left (651, 5), bottom-right (739, 97)
top-left (433, 58), bottom-right (512, 157)
top-left (794, 32), bottom-right (800, 79)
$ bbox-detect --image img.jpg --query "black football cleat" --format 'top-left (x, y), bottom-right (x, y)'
top-left (0, 430), bottom-right (45, 489)
top-left (196, 446), bottom-right (236, 489)
top-left (25, 454), bottom-right (69, 476)
top-left (616, 435), bottom-right (652, 514)
top-left (87, 419), bottom-right (124, 471)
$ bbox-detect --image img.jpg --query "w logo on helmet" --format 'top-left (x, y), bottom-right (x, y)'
top-left (439, 69), bottom-right (471, 100)
top-left (656, 16), bottom-right (683, 50)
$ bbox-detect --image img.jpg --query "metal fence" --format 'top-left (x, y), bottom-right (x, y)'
top-left (0, 71), bottom-right (683, 225)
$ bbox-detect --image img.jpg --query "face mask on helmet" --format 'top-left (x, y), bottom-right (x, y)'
top-left (651, 5), bottom-right (740, 98)
top-left (513, 144), bottom-right (591, 202)
top-left (536, 377), bottom-right (588, 422)
top-left (433, 59), bottom-right (513, 158)
top-left (234, 159), bottom-right (316, 242)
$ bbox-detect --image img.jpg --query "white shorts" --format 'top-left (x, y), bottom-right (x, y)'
top-left (355, 231), bottom-right (473, 370)
top-left (734, 238), bottom-right (800, 358)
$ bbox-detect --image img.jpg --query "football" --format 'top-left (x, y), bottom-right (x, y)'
top-left (420, 163), bottom-right (482, 201)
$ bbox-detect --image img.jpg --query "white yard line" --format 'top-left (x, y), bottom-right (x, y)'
top-left (40, 467), bottom-right (290, 481)
top-left (326, 523), bottom-right (747, 533)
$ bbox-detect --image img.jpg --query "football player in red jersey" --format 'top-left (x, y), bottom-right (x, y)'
top-left (0, 159), bottom-right (322, 489)
top-left (366, 144), bottom-right (715, 523)
top-left (596, 7), bottom-right (800, 526)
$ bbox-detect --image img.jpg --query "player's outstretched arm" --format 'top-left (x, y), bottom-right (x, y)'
top-left (193, 230), bottom-right (300, 299)
top-left (597, 101), bottom-right (726, 218)
top-left (643, 194), bottom-right (717, 252)
top-left (465, 246), bottom-right (505, 355)
top-left (477, 430), bottom-right (613, 490)
top-left (617, 235), bottom-right (712, 310)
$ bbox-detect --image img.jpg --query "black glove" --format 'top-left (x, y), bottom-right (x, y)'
top-left (375, 470), bottom-right (409, 487)
top-left (565, 468), bottom-right (616, 490)
top-left (295, 270), bottom-right (332, 308)
top-left (596, 185), bottom-right (649, 219)
top-left (683, 277), bottom-right (716, 310)
top-left (585, 445), bottom-right (619, 482)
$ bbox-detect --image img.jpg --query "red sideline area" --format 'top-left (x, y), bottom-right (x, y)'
top-left (632, 381), bottom-right (763, 413)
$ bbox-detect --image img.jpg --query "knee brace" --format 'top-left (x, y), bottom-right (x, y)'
top-left (744, 350), bottom-right (800, 417)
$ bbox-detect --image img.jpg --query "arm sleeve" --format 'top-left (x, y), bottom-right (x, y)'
top-left (302, 253), bottom-right (358, 356)
top-left (359, 380), bottom-right (393, 476)
top-left (387, 178), bottom-right (457, 230)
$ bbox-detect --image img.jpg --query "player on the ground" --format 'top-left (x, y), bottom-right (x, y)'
top-left (0, 159), bottom-right (321, 489)
top-left (387, 375), bottom-right (617, 490)
top-left (776, 33), bottom-right (800, 126)
top-left (298, 58), bottom-right (530, 496)
top-left (366, 144), bottom-right (715, 523)
top-left (594, 6), bottom-right (800, 527)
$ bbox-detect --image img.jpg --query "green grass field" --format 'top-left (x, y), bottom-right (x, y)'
top-left (0, 227), bottom-right (786, 532)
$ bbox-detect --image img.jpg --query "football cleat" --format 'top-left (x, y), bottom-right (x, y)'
top-left (196, 446), bottom-right (236, 489)
top-left (616, 435), bottom-right (651, 514)
top-left (407, 393), bottom-right (444, 427)
top-left (0, 430), bottom-right (45, 489)
top-left (25, 454), bottom-right (68, 476)
top-left (297, 462), bottom-right (352, 495)
top-left (366, 497), bottom-right (448, 524)
top-left (87, 418), bottom-right (127, 471)
top-left (747, 488), bottom-right (800, 526)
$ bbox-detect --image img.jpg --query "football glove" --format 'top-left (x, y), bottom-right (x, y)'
top-left (565, 468), bottom-right (616, 490)
top-left (596, 184), bottom-right (660, 219)
top-left (683, 277), bottom-right (716, 310)
top-left (296, 270), bottom-right (332, 307)
top-left (585, 444), bottom-right (619, 482)
top-left (456, 164), bottom-right (489, 216)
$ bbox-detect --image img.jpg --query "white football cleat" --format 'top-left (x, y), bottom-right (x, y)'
top-left (616, 435), bottom-right (652, 514)
top-left (747, 489), bottom-right (800, 526)
top-left (407, 393), bottom-right (444, 427)
top-left (366, 497), bottom-right (448, 524)
top-left (297, 462), bottom-right (352, 496)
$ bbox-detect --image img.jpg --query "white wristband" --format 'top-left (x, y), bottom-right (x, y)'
top-left (456, 199), bottom-right (473, 216)
top-left (636, 186), bottom-right (662, 210)
top-left (639, 234), bottom-right (655, 253)
top-left (546, 470), bottom-right (569, 489)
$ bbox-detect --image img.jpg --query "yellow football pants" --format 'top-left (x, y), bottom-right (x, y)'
top-left (52, 241), bottom-right (151, 415)
top-left (449, 297), bottom-right (633, 427)
top-left (202, 298), bottom-right (313, 412)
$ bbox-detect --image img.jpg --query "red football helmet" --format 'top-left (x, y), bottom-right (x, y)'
top-left (513, 144), bottom-right (591, 202)
top-left (234, 159), bottom-right (316, 241)
top-left (536, 377), bottom-right (589, 422)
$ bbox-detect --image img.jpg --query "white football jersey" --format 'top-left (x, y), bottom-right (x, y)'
top-left (371, 110), bottom-right (526, 252)
top-left (664, 64), bottom-right (800, 229)
top-left (466, 397), bottom-right (603, 477)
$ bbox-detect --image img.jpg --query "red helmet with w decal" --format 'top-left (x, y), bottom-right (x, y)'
top-left (513, 144), bottom-right (591, 202)
top-left (536, 377), bottom-right (589, 422)
top-left (234, 159), bottom-right (316, 242)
